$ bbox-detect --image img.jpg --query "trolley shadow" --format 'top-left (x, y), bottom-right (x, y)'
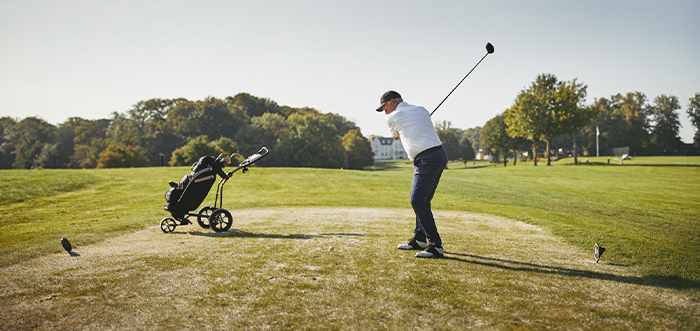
top-left (185, 230), bottom-right (366, 240)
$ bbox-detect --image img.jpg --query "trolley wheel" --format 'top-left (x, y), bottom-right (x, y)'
top-left (210, 209), bottom-right (233, 232)
top-left (160, 217), bottom-right (177, 233)
top-left (197, 206), bottom-right (216, 229)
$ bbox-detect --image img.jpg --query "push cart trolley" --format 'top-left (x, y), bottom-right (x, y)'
top-left (160, 147), bottom-right (269, 233)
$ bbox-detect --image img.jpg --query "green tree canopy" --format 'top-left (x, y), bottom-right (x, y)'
top-left (3, 117), bottom-right (56, 169)
top-left (0, 117), bottom-right (18, 168)
top-left (458, 135), bottom-right (476, 166)
top-left (170, 136), bottom-right (224, 167)
top-left (97, 144), bottom-right (149, 168)
top-left (504, 74), bottom-right (589, 165)
top-left (687, 93), bottom-right (700, 147)
top-left (324, 113), bottom-right (360, 137)
top-left (435, 121), bottom-right (461, 162)
top-left (277, 113), bottom-right (346, 168)
top-left (462, 126), bottom-right (481, 154)
top-left (579, 92), bottom-right (651, 156)
top-left (481, 113), bottom-right (515, 166)
top-left (226, 93), bottom-right (281, 118)
top-left (650, 95), bottom-right (683, 154)
top-left (0, 94), bottom-right (378, 170)
top-left (342, 129), bottom-right (374, 169)
top-left (71, 119), bottom-right (110, 169)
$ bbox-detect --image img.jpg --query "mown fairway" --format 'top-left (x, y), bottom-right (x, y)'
top-left (1, 156), bottom-right (699, 329)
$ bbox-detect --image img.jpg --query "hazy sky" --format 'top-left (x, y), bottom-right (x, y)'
top-left (1, 1), bottom-right (699, 143)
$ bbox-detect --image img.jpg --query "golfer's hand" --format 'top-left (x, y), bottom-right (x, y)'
top-left (394, 134), bottom-right (400, 140)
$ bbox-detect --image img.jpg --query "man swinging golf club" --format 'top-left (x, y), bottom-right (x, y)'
top-left (377, 91), bottom-right (447, 258)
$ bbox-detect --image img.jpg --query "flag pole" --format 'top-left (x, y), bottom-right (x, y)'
top-left (596, 126), bottom-right (599, 158)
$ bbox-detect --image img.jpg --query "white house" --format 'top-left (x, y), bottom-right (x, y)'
top-left (371, 136), bottom-right (408, 160)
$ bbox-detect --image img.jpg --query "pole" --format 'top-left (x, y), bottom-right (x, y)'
top-left (596, 126), bottom-right (599, 158)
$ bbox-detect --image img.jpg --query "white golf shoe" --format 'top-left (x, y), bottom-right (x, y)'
top-left (415, 245), bottom-right (444, 258)
top-left (398, 238), bottom-right (427, 250)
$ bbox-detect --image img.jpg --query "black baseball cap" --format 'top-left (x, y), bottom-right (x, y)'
top-left (376, 90), bottom-right (401, 112)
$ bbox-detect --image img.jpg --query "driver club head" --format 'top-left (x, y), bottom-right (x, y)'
top-left (486, 42), bottom-right (494, 54)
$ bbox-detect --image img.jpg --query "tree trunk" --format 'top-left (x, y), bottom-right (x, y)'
top-left (573, 133), bottom-right (578, 165)
top-left (513, 150), bottom-right (517, 166)
top-left (533, 143), bottom-right (538, 166)
top-left (546, 140), bottom-right (551, 166)
top-left (503, 154), bottom-right (507, 167)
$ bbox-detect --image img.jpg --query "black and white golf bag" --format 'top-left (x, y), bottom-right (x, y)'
top-left (164, 155), bottom-right (228, 219)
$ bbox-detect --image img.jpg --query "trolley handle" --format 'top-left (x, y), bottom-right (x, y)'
top-left (226, 147), bottom-right (269, 176)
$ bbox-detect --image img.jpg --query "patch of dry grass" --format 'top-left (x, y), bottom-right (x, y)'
top-left (1, 207), bottom-right (698, 330)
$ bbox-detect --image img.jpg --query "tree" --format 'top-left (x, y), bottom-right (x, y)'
top-left (235, 113), bottom-right (287, 167)
top-left (108, 98), bottom-right (188, 166)
top-left (211, 136), bottom-right (238, 157)
top-left (481, 114), bottom-right (513, 166)
top-left (458, 135), bottom-right (476, 167)
top-left (96, 144), bottom-right (149, 168)
top-left (226, 93), bottom-right (281, 118)
top-left (170, 136), bottom-right (222, 166)
top-left (166, 97), bottom-right (241, 141)
top-left (462, 126), bottom-right (481, 155)
top-left (0, 117), bottom-right (18, 169)
top-left (552, 78), bottom-right (593, 165)
top-left (688, 93), bottom-right (700, 147)
top-left (35, 117), bottom-right (81, 169)
top-left (71, 119), bottom-right (111, 168)
top-left (342, 129), bottom-right (374, 169)
top-left (3, 117), bottom-right (56, 169)
top-left (278, 113), bottom-right (346, 168)
top-left (504, 74), bottom-right (588, 166)
top-left (579, 92), bottom-right (651, 156)
top-left (324, 113), bottom-right (359, 137)
top-left (504, 74), bottom-right (558, 166)
top-left (650, 95), bottom-right (683, 154)
top-left (435, 121), bottom-right (460, 162)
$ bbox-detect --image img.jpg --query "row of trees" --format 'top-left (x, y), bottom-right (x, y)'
top-left (433, 74), bottom-right (699, 167)
top-left (0, 93), bottom-right (374, 169)
top-left (475, 74), bottom-right (699, 166)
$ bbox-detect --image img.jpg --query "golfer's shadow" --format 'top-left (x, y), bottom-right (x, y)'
top-left (443, 251), bottom-right (700, 291)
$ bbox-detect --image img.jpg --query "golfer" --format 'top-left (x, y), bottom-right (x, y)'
top-left (376, 91), bottom-right (447, 258)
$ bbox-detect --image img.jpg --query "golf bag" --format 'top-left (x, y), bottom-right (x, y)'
top-left (164, 155), bottom-right (228, 220)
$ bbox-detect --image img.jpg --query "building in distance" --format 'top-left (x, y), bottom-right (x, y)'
top-left (371, 136), bottom-right (408, 160)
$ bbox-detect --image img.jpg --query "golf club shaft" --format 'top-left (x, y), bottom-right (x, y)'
top-left (430, 52), bottom-right (490, 116)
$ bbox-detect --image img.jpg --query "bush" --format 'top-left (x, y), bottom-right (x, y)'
top-left (96, 144), bottom-right (149, 168)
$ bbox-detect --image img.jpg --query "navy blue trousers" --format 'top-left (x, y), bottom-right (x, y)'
top-left (410, 148), bottom-right (447, 247)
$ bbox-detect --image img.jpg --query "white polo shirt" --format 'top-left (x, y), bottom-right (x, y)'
top-left (386, 102), bottom-right (442, 161)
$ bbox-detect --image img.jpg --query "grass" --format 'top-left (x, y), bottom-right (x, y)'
top-left (0, 156), bottom-right (699, 329)
top-left (0, 169), bottom-right (99, 205)
top-left (3, 208), bottom-right (699, 329)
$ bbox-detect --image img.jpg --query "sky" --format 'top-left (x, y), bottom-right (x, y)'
top-left (1, 0), bottom-right (699, 143)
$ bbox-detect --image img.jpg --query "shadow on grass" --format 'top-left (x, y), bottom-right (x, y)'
top-left (562, 162), bottom-right (700, 168)
top-left (444, 252), bottom-right (700, 291)
top-left (184, 229), bottom-right (366, 240)
top-left (363, 161), bottom-right (413, 171)
top-left (447, 164), bottom-right (500, 170)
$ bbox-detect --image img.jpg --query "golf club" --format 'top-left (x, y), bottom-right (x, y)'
top-left (430, 42), bottom-right (494, 116)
